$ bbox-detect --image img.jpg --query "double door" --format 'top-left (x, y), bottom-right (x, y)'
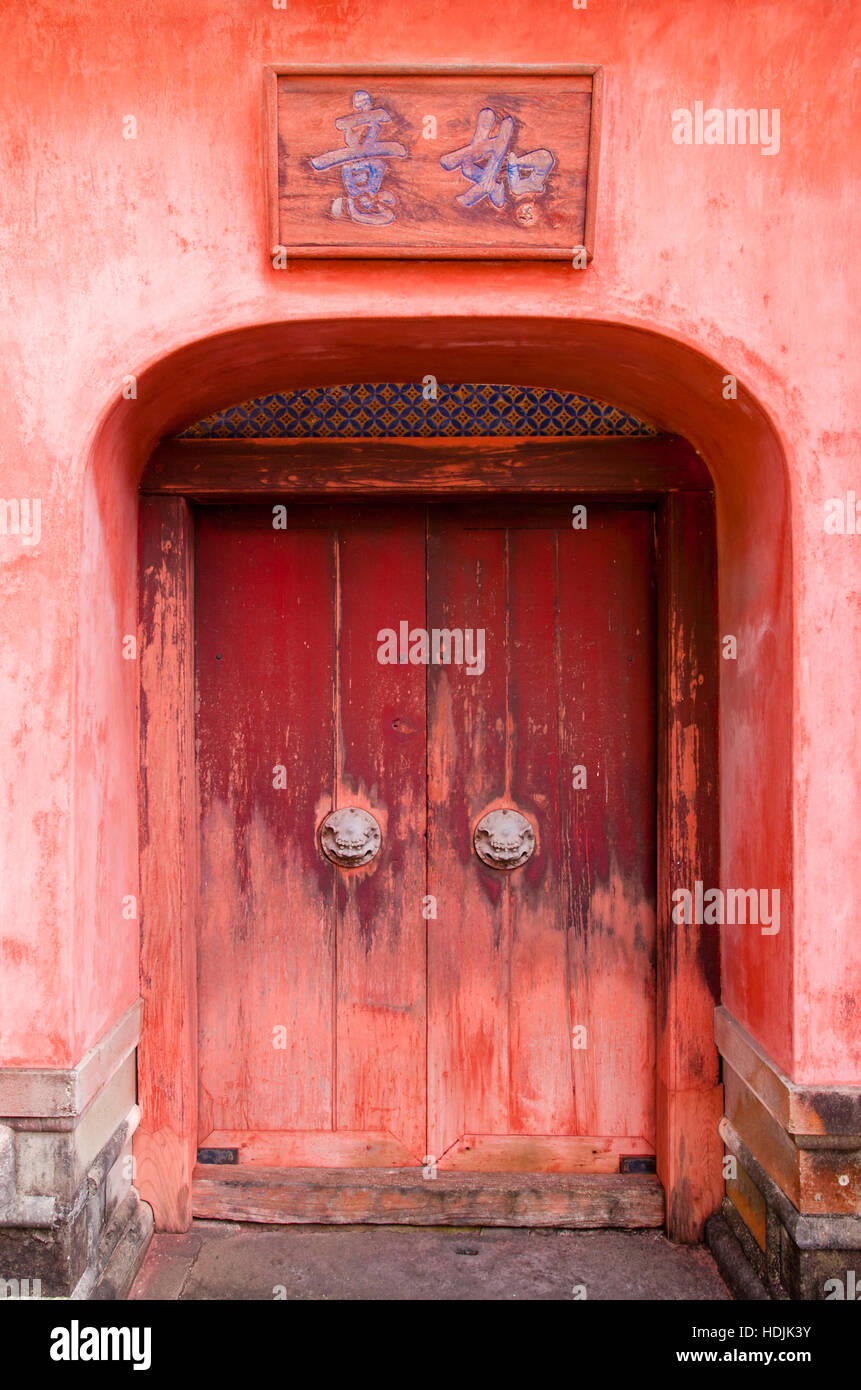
top-left (195, 498), bottom-right (656, 1174)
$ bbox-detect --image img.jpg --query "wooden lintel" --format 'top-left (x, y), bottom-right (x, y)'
top-left (141, 435), bottom-right (710, 498)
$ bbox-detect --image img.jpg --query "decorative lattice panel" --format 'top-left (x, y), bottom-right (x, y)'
top-left (178, 383), bottom-right (656, 440)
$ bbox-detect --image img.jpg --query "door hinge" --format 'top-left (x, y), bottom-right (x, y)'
top-left (196, 1147), bottom-right (239, 1165)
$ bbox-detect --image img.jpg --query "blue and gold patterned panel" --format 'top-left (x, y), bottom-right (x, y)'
top-left (178, 383), bottom-right (656, 440)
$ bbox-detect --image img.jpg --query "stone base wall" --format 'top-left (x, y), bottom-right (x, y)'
top-left (713, 1007), bottom-right (861, 1301)
top-left (0, 1002), bottom-right (152, 1299)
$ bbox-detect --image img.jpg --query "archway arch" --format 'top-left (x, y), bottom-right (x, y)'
top-left (82, 314), bottom-right (793, 1236)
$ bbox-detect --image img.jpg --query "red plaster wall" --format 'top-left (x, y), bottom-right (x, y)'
top-left (0, 0), bottom-right (858, 1085)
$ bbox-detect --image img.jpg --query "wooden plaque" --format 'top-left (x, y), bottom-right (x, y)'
top-left (266, 66), bottom-right (601, 260)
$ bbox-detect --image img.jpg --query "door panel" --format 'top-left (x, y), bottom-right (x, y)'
top-left (196, 504), bottom-right (427, 1164)
top-left (426, 502), bottom-right (656, 1166)
top-left (508, 525), bottom-right (577, 1136)
top-left (558, 508), bottom-right (657, 1142)
top-left (197, 510), bottom-right (337, 1139)
top-left (425, 519), bottom-right (509, 1154)
top-left (196, 498), bottom-right (656, 1176)
top-left (334, 515), bottom-right (427, 1159)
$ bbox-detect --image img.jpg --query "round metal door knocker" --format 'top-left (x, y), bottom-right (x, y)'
top-left (473, 809), bottom-right (535, 870)
top-left (320, 807), bottom-right (382, 868)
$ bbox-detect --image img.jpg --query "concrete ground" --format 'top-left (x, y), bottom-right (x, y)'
top-left (129, 1222), bottom-right (732, 1301)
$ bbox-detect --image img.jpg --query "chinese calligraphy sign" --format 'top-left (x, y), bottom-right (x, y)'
top-left (309, 89), bottom-right (407, 226)
top-left (439, 109), bottom-right (554, 210)
top-left (268, 68), bottom-right (599, 258)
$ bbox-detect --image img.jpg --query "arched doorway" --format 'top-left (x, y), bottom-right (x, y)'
top-left (82, 316), bottom-right (792, 1244)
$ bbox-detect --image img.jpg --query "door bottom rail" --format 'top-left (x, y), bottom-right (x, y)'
top-left (191, 1165), bottom-right (665, 1228)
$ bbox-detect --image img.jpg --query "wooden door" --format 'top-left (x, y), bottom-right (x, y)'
top-left (194, 498), bottom-right (656, 1176)
top-left (196, 503), bottom-right (428, 1167)
top-left (426, 501), bottom-right (656, 1172)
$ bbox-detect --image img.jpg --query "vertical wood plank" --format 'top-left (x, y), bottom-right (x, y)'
top-left (656, 491), bottom-right (724, 1240)
top-left (556, 507), bottom-right (657, 1140)
top-left (136, 496), bottom-right (198, 1231)
top-left (507, 525), bottom-right (575, 1134)
top-left (195, 507), bottom-right (336, 1136)
top-left (427, 512), bottom-right (509, 1160)
top-left (335, 505), bottom-right (427, 1159)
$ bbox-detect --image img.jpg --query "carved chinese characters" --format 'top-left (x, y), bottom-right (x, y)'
top-left (310, 90), bottom-right (407, 226)
top-left (440, 108), bottom-right (554, 211)
top-left (271, 69), bottom-right (596, 258)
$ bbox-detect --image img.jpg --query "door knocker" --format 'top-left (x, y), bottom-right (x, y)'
top-left (473, 809), bottom-right (535, 870)
top-left (319, 807), bottom-right (382, 867)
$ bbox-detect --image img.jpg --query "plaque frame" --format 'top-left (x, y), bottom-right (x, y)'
top-left (264, 64), bottom-right (603, 261)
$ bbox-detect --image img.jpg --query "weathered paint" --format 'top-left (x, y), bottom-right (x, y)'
top-left (196, 504), bottom-right (427, 1161)
top-left (656, 492), bottom-right (724, 1239)
top-left (136, 497), bottom-right (198, 1231)
top-left (426, 500), bottom-right (657, 1161)
top-left (193, 500), bottom-right (656, 1183)
top-left (0, 3), bottom-right (858, 1114)
top-left (190, 1165), bottom-right (666, 1228)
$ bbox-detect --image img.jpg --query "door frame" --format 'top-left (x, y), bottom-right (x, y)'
top-left (135, 434), bottom-right (723, 1240)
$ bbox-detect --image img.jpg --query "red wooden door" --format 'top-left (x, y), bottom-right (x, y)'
top-left (426, 501), bottom-right (656, 1172)
top-left (195, 499), bottom-right (656, 1175)
top-left (196, 504), bottom-right (428, 1167)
